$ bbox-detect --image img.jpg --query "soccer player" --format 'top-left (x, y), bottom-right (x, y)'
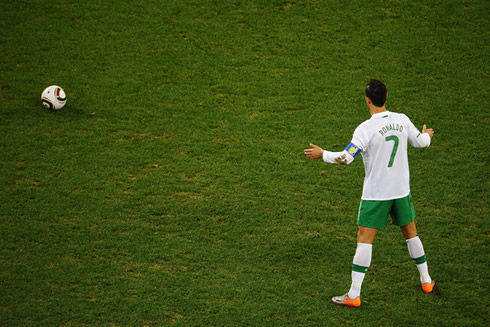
top-left (304, 79), bottom-right (435, 307)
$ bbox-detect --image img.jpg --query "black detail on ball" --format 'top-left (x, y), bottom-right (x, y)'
top-left (42, 98), bottom-right (54, 110)
top-left (55, 88), bottom-right (66, 102)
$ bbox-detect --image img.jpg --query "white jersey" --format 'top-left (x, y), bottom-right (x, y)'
top-left (323, 111), bottom-right (431, 200)
top-left (352, 111), bottom-right (430, 200)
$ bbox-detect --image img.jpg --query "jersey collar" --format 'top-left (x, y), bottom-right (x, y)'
top-left (371, 111), bottom-right (389, 118)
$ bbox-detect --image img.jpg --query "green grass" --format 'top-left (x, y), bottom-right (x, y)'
top-left (0, 0), bottom-right (489, 325)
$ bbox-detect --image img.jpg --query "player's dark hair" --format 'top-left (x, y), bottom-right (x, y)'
top-left (365, 79), bottom-right (387, 107)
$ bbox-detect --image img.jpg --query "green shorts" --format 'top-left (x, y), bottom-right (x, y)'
top-left (357, 194), bottom-right (415, 229)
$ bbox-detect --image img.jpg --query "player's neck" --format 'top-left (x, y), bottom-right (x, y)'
top-left (369, 105), bottom-right (387, 116)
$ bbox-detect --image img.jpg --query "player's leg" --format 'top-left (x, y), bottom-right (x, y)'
top-left (393, 195), bottom-right (434, 293)
top-left (350, 225), bottom-right (377, 300)
top-left (333, 198), bottom-right (390, 307)
top-left (350, 226), bottom-right (376, 297)
top-left (332, 226), bottom-right (376, 307)
top-left (358, 225), bottom-right (377, 243)
top-left (401, 222), bottom-right (434, 292)
top-left (400, 220), bottom-right (417, 239)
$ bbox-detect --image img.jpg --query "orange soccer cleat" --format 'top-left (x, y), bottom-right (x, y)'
top-left (331, 294), bottom-right (361, 307)
top-left (422, 280), bottom-right (435, 293)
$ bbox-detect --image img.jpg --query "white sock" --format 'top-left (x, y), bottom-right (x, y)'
top-left (406, 236), bottom-right (432, 284)
top-left (348, 243), bottom-right (372, 299)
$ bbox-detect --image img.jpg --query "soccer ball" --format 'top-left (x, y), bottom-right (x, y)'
top-left (41, 85), bottom-right (67, 110)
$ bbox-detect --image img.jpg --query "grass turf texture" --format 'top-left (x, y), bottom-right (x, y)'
top-left (0, 0), bottom-right (488, 325)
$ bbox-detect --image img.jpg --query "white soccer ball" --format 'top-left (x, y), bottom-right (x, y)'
top-left (41, 85), bottom-right (67, 110)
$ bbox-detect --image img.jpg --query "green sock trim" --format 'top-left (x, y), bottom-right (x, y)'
top-left (352, 264), bottom-right (369, 273)
top-left (413, 255), bottom-right (427, 265)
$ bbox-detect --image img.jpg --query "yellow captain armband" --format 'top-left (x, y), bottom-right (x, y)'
top-left (345, 143), bottom-right (361, 158)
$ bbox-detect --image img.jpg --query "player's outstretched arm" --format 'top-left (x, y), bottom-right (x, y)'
top-left (408, 123), bottom-right (433, 148)
top-left (304, 143), bottom-right (324, 159)
top-left (304, 143), bottom-right (355, 165)
top-left (422, 124), bottom-right (434, 139)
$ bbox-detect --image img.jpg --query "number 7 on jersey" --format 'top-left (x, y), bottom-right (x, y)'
top-left (385, 135), bottom-right (399, 168)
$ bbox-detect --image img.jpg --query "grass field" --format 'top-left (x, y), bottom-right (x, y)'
top-left (0, 0), bottom-right (489, 326)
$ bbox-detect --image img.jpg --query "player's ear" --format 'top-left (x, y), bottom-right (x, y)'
top-left (365, 97), bottom-right (371, 105)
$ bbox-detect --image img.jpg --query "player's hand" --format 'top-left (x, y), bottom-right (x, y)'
top-left (422, 124), bottom-right (434, 139)
top-left (304, 143), bottom-right (324, 159)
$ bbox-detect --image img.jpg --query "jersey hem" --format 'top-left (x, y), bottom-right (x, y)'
top-left (360, 191), bottom-right (411, 201)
